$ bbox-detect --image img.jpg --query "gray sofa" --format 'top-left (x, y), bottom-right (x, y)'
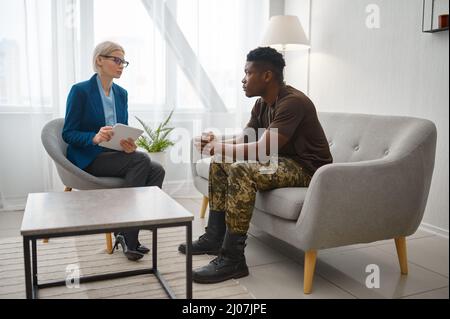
top-left (191, 112), bottom-right (437, 294)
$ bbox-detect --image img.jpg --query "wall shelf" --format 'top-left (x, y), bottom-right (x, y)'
top-left (423, 27), bottom-right (449, 33)
top-left (422, 0), bottom-right (449, 33)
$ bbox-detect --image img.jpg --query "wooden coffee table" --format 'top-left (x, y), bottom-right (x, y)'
top-left (20, 186), bottom-right (193, 299)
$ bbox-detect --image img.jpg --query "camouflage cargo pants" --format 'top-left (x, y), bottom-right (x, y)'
top-left (208, 156), bottom-right (312, 234)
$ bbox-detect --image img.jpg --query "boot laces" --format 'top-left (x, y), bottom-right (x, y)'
top-left (198, 230), bottom-right (221, 244)
top-left (211, 253), bottom-right (226, 265)
top-left (198, 233), bottom-right (209, 243)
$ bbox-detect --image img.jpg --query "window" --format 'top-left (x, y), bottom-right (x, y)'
top-left (94, 0), bottom-right (166, 108)
top-left (173, 0), bottom-right (238, 110)
top-left (93, 0), bottom-right (269, 112)
top-left (0, 0), bottom-right (52, 108)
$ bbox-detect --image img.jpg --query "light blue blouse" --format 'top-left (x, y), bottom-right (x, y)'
top-left (96, 74), bottom-right (117, 126)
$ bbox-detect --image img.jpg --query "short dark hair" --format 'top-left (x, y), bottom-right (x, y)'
top-left (246, 47), bottom-right (286, 84)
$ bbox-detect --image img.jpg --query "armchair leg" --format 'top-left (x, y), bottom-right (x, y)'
top-left (304, 250), bottom-right (317, 294)
top-left (44, 186), bottom-right (73, 244)
top-left (395, 237), bottom-right (408, 275)
top-left (200, 196), bottom-right (209, 219)
top-left (106, 233), bottom-right (113, 254)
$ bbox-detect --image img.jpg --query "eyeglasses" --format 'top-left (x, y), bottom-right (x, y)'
top-left (100, 55), bottom-right (129, 68)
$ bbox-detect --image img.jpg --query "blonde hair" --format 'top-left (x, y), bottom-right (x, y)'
top-left (92, 41), bottom-right (125, 73)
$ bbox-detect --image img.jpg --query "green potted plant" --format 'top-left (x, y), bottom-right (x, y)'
top-left (135, 110), bottom-right (175, 168)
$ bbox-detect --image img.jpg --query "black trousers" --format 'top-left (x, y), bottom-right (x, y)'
top-left (84, 151), bottom-right (165, 249)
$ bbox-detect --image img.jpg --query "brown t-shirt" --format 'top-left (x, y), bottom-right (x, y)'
top-left (245, 85), bottom-right (333, 176)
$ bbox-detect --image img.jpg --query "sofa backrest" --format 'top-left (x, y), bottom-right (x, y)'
top-left (317, 112), bottom-right (436, 164)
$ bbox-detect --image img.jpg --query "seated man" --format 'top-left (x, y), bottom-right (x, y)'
top-left (179, 47), bottom-right (333, 283)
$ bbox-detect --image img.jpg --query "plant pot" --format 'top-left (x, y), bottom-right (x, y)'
top-left (148, 151), bottom-right (167, 169)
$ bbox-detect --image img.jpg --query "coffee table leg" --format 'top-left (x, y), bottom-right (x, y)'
top-left (31, 239), bottom-right (38, 298)
top-left (152, 228), bottom-right (157, 270)
top-left (32, 239), bottom-right (37, 284)
top-left (186, 222), bottom-right (192, 299)
top-left (23, 237), bottom-right (32, 299)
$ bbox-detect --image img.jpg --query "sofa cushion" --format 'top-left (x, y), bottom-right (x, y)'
top-left (196, 157), bottom-right (212, 179)
top-left (195, 158), bottom-right (307, 221)
top-left (255, 187), bottom-right (308, 221)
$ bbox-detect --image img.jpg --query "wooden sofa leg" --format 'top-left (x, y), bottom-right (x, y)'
top-left (395, 237), bottom-right (408, 275)
top-left (44, 186), bottom-right (73, 244)
top-left (200, 196), bottom-right (209, 219)
top-left (304, 250), bottom-right (317, 294)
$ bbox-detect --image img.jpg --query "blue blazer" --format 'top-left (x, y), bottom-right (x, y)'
top-left (62, 74), bottom-right (128, 170)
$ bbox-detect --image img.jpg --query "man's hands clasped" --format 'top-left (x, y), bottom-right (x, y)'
top-left (194, 131), bottom-right (216, 156)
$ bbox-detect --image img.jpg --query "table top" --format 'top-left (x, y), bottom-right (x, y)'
top-left (20, 186), bottom-right (194, 236)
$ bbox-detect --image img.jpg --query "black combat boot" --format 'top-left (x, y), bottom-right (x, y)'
top-left (192, 229), bottom-right (249, 283)
top-left (178, 210), bottom-right (225, 255)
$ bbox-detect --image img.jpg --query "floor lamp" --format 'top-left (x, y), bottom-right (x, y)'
top-left (260, 15), bottom-right (310, 93)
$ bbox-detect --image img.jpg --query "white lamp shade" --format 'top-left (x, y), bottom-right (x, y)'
top-left (261, 15), bottom-right (309, 51)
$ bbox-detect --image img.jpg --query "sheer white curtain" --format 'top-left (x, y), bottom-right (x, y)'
top-left (0, 0), bottom-right (269, 207)
top-left (0, 0), bottom-right (79, 210)
top-left (0, 0), bottom-right (53, 210)
top-left (93, 0), bottom-right (269, 197)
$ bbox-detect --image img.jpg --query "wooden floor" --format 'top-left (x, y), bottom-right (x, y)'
top-left (0, 197), bottom-right (448, 299)
top-left (0, 227), bottom-right (253, 299)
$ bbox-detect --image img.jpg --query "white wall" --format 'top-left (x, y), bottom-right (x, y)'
top-left (286, 0), bottom-right (449, 233)
top-left (284, 0), bottom-right (311, 92)
top-left (0, 113), bottom-right (53, 208)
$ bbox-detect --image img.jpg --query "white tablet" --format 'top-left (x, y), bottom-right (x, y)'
top-left (99, 123), bottom-right (144, 151)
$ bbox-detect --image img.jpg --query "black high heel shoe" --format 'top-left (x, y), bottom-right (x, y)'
top-left (113, 234), bottom-right (144, 261)
top-left (136, 240), bottom-right (150, 254)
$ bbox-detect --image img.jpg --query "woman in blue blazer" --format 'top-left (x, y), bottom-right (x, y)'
top-left (62, 41), bottom-right (165, 261)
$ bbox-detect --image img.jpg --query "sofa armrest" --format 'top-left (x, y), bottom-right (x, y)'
top-left (190, 137), bottom-right (201, 179)
top-left (296, 147), bottom-right (433, 250)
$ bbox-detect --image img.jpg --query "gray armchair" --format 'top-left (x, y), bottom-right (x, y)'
top-left (191, 112), bottom-right (437, 294)
top-left (41, 118), bottom-right (126, 252)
